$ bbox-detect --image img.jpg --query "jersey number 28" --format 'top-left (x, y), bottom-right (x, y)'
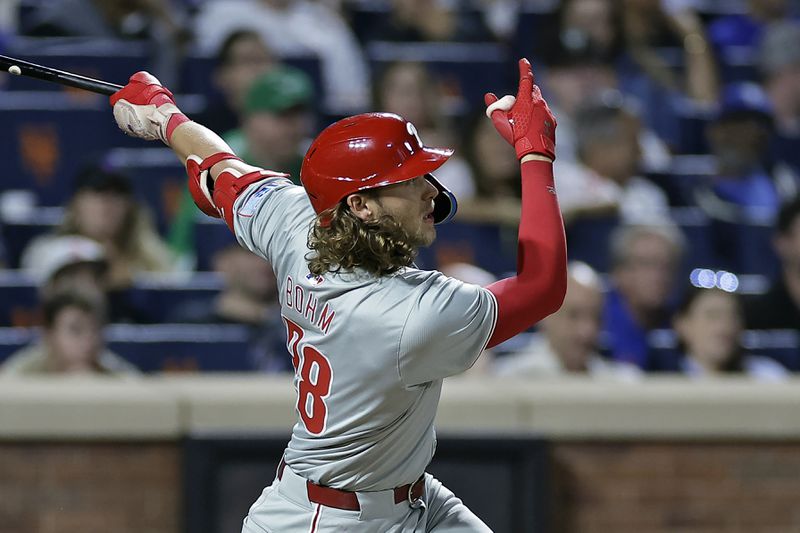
top-left (283, 317), bottom-right (333, 435)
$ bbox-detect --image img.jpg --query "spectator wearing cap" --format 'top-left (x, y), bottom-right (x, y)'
top-left (169, 67), bottom-right (314, 264)
top-left (698, 83), bottom-right (799, 226)
top-left (20, 234), bottom-right (147, 324)
top-left (0, 290), bottom-right (139, 376)
top-left (744, 196), bottom-right (800, 331)
top-left (553, 94), bottom-right (673, 226)
top-left (22, 166), bottom-right (176, 290)
top-left (223, 66), bottom-right (314, 181)
top-left (758, 21), bottom-right (800, 174)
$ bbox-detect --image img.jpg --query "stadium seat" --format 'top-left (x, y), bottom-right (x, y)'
top-left (0, 271), bottom-right (39, 327)
top-left (565, 215), bottom-right (620, 274)
top-left (124, 272), bottom-right (225, 324)
top-left (194, 218), bottom-right (239, 272)
top-left (0, 327), bottom-right (37, 363)
top-left (647, 327), bottom-right (800, 372)
top-left (105, 323), bottom-right (255, 372)
top-left (0, 208), bottom-right (62, 269)
top-left (417, 221), bottom-right (517, 277)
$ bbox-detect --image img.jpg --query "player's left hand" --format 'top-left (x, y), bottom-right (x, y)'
top-left (110, 71), bottom-right (188, 144)
top-left (484, 58), bottom-right (556, 161)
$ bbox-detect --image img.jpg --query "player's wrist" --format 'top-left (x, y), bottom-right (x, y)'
top-left (521, 153), bottom-right (553, 164)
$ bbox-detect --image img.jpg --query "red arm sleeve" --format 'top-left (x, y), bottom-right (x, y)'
top-left (485, 159), bottom-right (567, 348)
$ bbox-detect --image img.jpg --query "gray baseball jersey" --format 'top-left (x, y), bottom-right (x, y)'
top-left (233, 178), bottom-right (497, 491)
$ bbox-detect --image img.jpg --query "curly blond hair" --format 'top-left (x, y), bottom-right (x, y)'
top-left (306, 202), bottom-right (418, 277)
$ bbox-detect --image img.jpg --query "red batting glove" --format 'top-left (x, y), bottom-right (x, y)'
top-left (484, 59), bottom-right (556, 161)
top-left (110, 71), bottom-right (189, 144)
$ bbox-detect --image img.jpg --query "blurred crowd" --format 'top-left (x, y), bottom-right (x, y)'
top-left (1, 0), bottom-right (800, 379)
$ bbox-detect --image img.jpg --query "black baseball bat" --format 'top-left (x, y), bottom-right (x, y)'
top-left (0, 54), bottom-right (123, 95)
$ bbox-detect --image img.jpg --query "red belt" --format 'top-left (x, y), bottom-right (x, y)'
top-left (277, 459), bottom-right (424, 511)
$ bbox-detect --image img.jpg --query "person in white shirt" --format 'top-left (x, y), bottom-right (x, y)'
top-left (554, 94), bottom-right (673, 226)
top-left (194, 0), bottom-right (370, 114)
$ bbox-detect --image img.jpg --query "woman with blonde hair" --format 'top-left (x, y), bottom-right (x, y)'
top-left (23, 166), bottom-right (177, 289)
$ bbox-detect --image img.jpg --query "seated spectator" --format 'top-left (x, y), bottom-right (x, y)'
top-left (700, 83), bottom-right (796, 219)
top-left (196, 29), bottom-right (278, 134)
top-left (673, 285), bottom-right (788, 380)
top-left (168, 243), bottom-right (290, 373)
top-left (367, 0), bottom-right (494, 42)
top-left (194, 0), bottom-right (370, 114)
top-left (554, 94), bottom-right (673, 226)
top-left (1, 290), bottom-right (139, 376)
top-left (604, 224), bottom-right (684, 369)
top-left (543, 51), bottom-right (672, 172)
top-left (373, 61), bottom-right (475, 199)
top-left (24, 235), bottom-right (147, 324)
top-left (494, 262), bottom-right (641, 379)
top-left (21, 167), bottom-right (177, 290)
top-left (745, 196), bottom-right (800, 329)
top-left (456, 109), bottom-right (522, 226)
top-left (223, 66), bottom-right (314, 180)
top-left (759, 22), bottom-right (800, 174)
top-left (171, 64), bottom-right (311, 262)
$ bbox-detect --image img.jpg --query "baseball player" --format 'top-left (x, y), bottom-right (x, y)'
top-left (109, 58), bottom-right (566, 532)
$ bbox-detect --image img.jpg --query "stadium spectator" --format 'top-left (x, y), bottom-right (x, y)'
top-left (604, 224), bottom-right (684, 369)
top-left (373, 61), bottom-right (475, 199)
top-left (542, 52), bottom-right (672, 172)
top-left (21, 167), bottom-right (177, 290)
top-left (22, 235), bottom-right (150, 324)
top-left (694, 83), bottom-right (798, 274)
top-left (698, 83), bottom-right (796, 224)
top-left (173, 66), bottom-right (313, 268)
top-left (673, 285), bottom-right (788, 380)
top-left (223, 66), bottom-right (314, 180)
top-left (456, 109), bottom-right (522, 226)
top-left (0, 290), bottom-right (139, 376)
top-left (168, 243), bottom-right (290, 373)
top-left (745, 196), bottom-right (800, 330)
top-left (194, 0), bottom-right (370, 114)
top-left (494, 262), bottom-right (641, 378)
top-left (553, 94), bottom-right (673, 226)
top-left (196, 29), bottom-right (278, 135)
top-left (758, 21), bottom-right (800, 174)
top-left (366, 0), bottom-right (494, 42)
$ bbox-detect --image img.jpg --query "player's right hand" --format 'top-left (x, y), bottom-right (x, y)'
top-left (110, 71), bottom-right (188, 144)
top-left (484, 59), bottom-right (556, 161)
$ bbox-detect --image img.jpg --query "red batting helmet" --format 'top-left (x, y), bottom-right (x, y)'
top-left (300, 113), bottom-right (457, 224)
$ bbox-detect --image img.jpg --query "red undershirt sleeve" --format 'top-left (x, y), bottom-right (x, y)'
top-left (485, 159), bottom-right (568, 349)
